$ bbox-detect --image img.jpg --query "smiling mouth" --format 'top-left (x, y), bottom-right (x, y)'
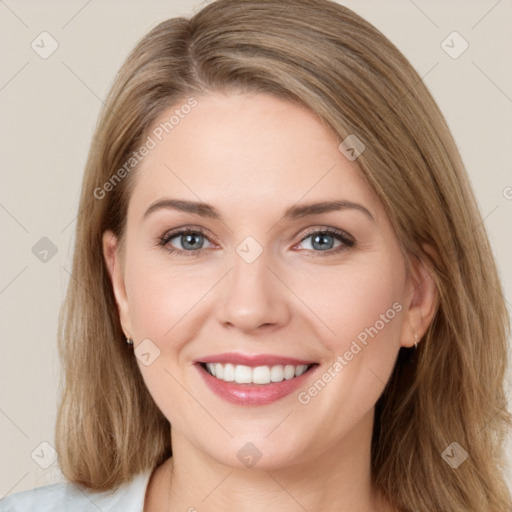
top-left (199, 362), bottom-right (317, 385)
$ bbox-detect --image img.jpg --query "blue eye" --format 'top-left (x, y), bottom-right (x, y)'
top-left (158, 226), bottom-right (354, 257)
top-left (298, 230), bottom-right (354, 252)
top-left (159, 228), bottom-right (213, 257)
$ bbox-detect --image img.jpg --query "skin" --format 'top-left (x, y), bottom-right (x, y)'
top-left (103, 92), bottom-right (437, 512)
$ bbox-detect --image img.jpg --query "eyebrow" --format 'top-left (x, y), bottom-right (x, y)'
top-left (143, 198), bottom-right (374, 222)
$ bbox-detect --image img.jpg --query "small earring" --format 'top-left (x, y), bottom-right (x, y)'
top-left (414, 333), bottom-right (419, 349)
top-left (126, 337), bottom-right (133, 345)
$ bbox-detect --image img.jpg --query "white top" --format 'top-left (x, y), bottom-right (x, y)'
top-left (0, 469), bottom-right (152, 512)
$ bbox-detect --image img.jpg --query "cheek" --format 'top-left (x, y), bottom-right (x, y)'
top-left (124, 249), bottom-right (208, 342)
top-left (294, 253), bottom-right (406, 422)
top-left (291, 253), bottom-right (405, 356)
top-left (122, 252), bottom-right (206, 425)
top-left (290, 253), bottom-right (405, 415)
top-left (333, 274), bottom-right (402, 352)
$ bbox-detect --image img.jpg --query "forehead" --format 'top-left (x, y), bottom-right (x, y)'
top-left (128, 92), bottom-right (381, 221)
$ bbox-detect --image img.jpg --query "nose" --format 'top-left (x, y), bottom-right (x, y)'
top-left (217, 249), bottom-right (291, 333)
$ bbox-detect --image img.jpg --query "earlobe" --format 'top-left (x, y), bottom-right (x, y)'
top-left (102, 230), bottom-right (133, 339)
top-left (400, 247), bottom-right (439, 348)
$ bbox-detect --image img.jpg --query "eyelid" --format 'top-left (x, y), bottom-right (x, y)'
top-left (157, 225), bottom-right (217, 255)
top-left (159, 225), bottom-right (216, 243)
top-left (157, 224), bottom-right (355, 255)
top-left (296, 225), bottom-right (354, 245)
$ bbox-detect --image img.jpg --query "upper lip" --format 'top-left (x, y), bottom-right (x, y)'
top-left (195, 352), bottom-right (317, 367)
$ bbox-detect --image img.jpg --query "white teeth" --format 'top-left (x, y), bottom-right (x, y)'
top-left (214, 363), bottom-right (224, 379)
top-left (204, 362), bottom-right (311, 384)
top-left (223, 363), bottom-right (235, 381)
top-left (284, 365), bottom-right (296, 380)
top-left (252, 366), bottom-right (270, 384)
top-left (295, 365), bottom-right (308, 377)
top-left (270, 365), bottom-right (284, 382)
top-left (234, 365), bottom-right (253, 384)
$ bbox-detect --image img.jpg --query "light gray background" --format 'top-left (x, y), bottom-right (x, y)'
top-left (1, 0), bottom-right (511, 497)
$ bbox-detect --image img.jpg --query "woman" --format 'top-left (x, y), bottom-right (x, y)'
top-left (2, 0), bottom-right (510, 511)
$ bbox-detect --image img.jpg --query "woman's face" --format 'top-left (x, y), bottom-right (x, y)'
top-left (104, 91), bottom-right (428, 470)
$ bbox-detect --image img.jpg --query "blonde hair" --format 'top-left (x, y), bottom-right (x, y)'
top-left (55, 1), bottom-right (512, 510)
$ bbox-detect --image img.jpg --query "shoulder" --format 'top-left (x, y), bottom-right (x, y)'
top-left (0, 470), bottom-right (152, 512)
top-left (0, 481), bottom-right (86, 512)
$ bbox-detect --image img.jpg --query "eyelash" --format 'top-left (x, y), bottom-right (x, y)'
top-left (157, 225), bottom-right (355, 258)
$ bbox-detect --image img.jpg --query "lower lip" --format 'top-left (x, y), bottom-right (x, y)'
top-left (196, 364), bottom-right (318, 406)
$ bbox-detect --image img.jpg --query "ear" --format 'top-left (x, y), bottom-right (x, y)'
top-left (399, 245), bottom-right (438, 348)
top-left (102, 230), bottom-right (133, 340)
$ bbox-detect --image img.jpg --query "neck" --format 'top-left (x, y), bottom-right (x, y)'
top-left (151, 410), bottom-right (393, 512)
